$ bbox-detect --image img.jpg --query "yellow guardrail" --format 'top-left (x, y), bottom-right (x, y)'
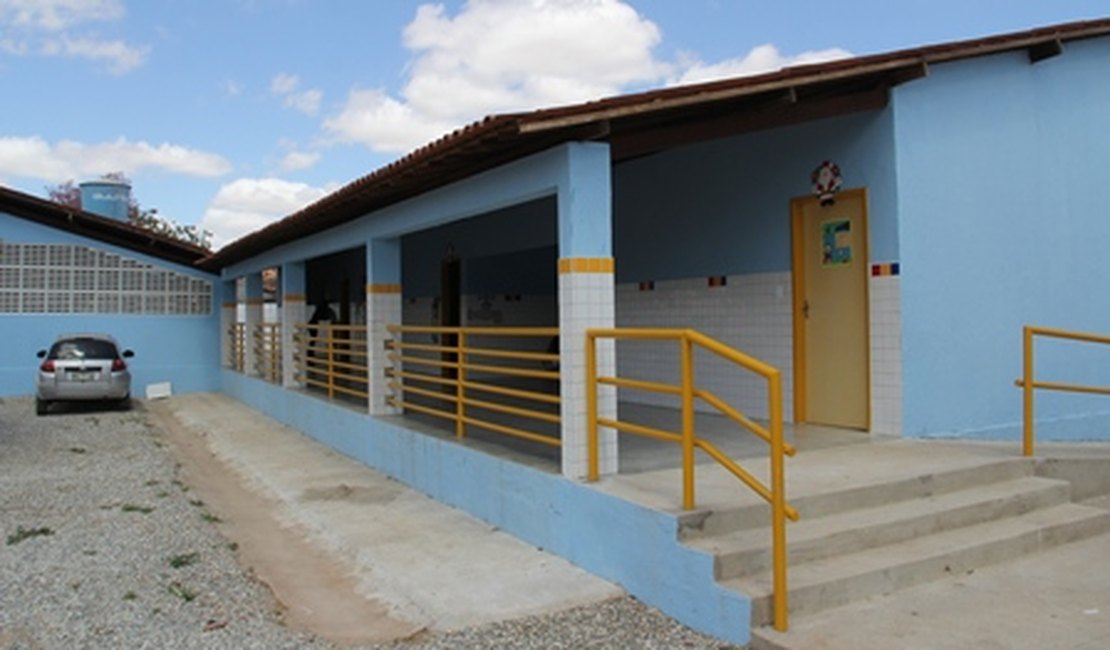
top-left (228, 323), bottom-right (245, 372)
top-left (1015, 325), bottom-right (1110, 457)
top-left (253, 323), bottom-right (282, 384)
top-left (293, 323), bottom-right (369, 403)
top-left (585, 327), bottom-right (797, 632)
top-left (386, 325), bottom-right (561, 447)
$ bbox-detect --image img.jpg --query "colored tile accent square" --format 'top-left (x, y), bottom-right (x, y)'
top-left (870, 262), bottom-right (901, 277)
top-left (707, 275), bottom-right (727, 287)
top-left (638, 281), bottom-right (654, 291)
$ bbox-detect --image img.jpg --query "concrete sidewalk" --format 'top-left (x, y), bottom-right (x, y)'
top-left (148, 393), bottom-right (622, 636)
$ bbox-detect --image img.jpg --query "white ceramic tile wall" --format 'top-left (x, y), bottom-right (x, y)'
top-left (559, 271), bottom-right (617, 479)
top-left (615, 272), bottom-right (795, 422)
top-left (869, 274), bottom-right (903, 435)
top-left (281, 298), bottom-right (307, 388)
top-left (368, 291), bottom-right (403, 415)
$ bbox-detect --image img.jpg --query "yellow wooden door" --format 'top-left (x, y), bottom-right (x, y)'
top-left (792, 189), bottom-right (870, 429)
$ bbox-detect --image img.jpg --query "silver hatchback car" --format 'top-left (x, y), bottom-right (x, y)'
top-left (35, 334), bottom-right (134, 415)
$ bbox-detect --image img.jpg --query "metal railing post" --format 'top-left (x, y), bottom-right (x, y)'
top-left (1022, 325), bottom-right (1035, 457)
top-left (769, 370), bottom-right (789, 632)
top-left (456, 329), bottom-right (467, 439)
top-left (326, 325), bottom-right (335, 399)
top-left (680, 333), bottom-right (696, 510)
top-left (586, 331), bottom-right (599, 481)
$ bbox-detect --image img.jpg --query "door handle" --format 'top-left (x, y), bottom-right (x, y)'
top-left (803, 299), bottom-right (810, 319)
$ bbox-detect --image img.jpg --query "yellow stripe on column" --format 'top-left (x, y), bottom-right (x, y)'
top-left (283, 293), bottom-right (306, 303)
top-left (367, 283), bottom-right (402, 294)
top-left (558, 257), bottom-right (614, 274)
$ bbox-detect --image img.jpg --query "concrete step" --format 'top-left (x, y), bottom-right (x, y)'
top-left (680, 458), bottom-right (1034, 539)
top-left (729, 502), bottom-right (1110, 627)
top-left (690, 476), bottom-right (1073, 581)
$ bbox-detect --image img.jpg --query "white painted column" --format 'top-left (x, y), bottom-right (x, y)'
top-left (367, 239), bottom-right (403, 416)
top-left (244, 273), bottom-right (263, 377)
top-left (219, 280), bottom-right (236, 369)
top-left (281, 261), bottom-right (307, 388)
top-left (557, 142), bottom-right (618, 480)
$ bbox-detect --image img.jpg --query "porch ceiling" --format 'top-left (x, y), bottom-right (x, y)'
top-left (198, 18), bottom-right (1110, 273)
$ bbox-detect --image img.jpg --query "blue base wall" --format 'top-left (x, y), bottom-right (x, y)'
top-left (222, 371), bottom-right (752, 646)
top-left (1, 314), bottom-right (220, 397)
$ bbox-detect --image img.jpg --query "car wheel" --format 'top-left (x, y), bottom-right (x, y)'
top-left (35, 398), bottom-right (49, 416)
top-left (117, 395), bottom-right (132, 411)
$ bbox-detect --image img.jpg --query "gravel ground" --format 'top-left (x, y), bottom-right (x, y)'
top-left (0, 396), bottom-right (736, 649)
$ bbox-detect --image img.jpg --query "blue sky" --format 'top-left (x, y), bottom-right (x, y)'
top-left (1, 0), bottom-right (1106, 248)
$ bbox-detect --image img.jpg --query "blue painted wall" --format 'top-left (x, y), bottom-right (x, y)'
top-left (0, 214), bottom-right (221, 397)
top-left (613, 107), bottom-right (899, 283)
top-left (894, 38), bottom-right (1110, 439)
top-left (401, 196), bottom-right (556, 297)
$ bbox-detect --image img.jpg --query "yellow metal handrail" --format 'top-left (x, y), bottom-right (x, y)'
top-left (585, 327), bottom-right (797, 632)
top-left (386, 325), bottom-right (561, 447)
top-left (1016, 325), bottom-right (1110, 456)
top-left (253, 323), bottom-right (282, 384)
top-left (228, 323), bottom-right (246, 372)
top-left (293, 323), bottom-right (369, 403)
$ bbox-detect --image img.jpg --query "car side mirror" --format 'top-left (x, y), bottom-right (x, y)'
top-left (122, 350), bottom-right (134, 358)
top-left (36, 350), bottom-right (46, 358)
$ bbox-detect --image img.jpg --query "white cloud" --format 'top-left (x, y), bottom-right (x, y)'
top-left (324, 0), bottom-right (666, 154)
top-left (270, 72), bottom-right (299, 95)
top-left (271, 72), bottom-right (322, 115)
top-left (0, 135), bottom-right (233, 182)
top-left (672, 44), bottom-right (853, 86)
top-left (279, 150), bottom-right (320, 171)
top-left (285, 89), bottom-right (322, 115)
top-left (0, 0), bottom-right (123, 31)
top-left (40, 34), bottom-right (148, 74)
top-left (0, 0), bottom-right (147, 73)
top-left (200, 178), bottom-right (337, 248)
top-left (323, 0), bottom-right (853, 156)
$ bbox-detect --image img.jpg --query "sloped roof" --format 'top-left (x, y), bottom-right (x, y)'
top-left (0, 185), bottom-right (211, 267)
top-left (200, 17), bottom-right (1110, 271)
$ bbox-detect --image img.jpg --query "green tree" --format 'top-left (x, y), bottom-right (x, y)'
top-left (45, 172), bottom-right (212, 251)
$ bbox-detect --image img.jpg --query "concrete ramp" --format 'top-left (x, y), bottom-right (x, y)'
top-left (150, 393), bottom-right (622, 636)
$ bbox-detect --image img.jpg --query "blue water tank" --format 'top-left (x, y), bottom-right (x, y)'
top-left (79, 180), bottom-right (131, 221)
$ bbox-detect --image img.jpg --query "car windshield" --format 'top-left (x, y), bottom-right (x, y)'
top-left (48, 338), bottom-right (119, 361)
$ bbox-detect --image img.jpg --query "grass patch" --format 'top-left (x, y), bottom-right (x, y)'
top-left (167, 552), bottom-right (199, 569)
top-left (121, 504), bottom-right (154, 514)
top-left (123, 591), bottom-right (138, 601)
top-left (68, 447), bottom-right (87, 454)
top-left (6, 526), bottom-right (54, 546)
top-left (188, 498), bottom-right (204, 508)
top-left (167, 581), bottom-right (196, 603)
top-left (200, 511), bottom-right (222, 524)
top-left (144, 479), bottom-right (160, 486)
